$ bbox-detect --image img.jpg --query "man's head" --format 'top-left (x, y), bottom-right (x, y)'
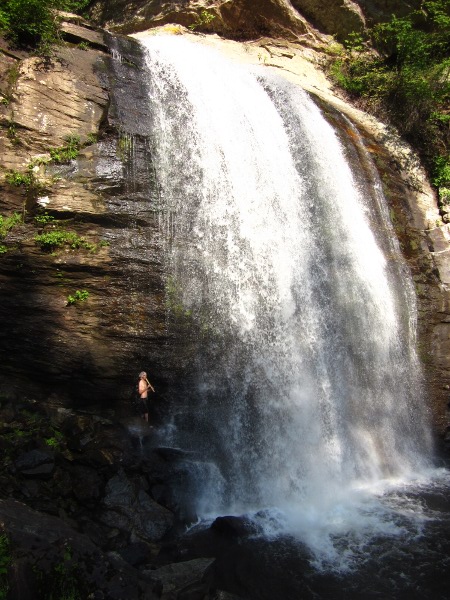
top-left (139, 371), bottom-right (147, 379)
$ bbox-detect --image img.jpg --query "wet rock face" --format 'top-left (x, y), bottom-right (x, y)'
top-left (0, 22), bottom-right (174, 408)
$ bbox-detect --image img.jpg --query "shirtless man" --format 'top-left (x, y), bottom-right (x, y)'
top-left (138, 371), bottom-right (155, 422)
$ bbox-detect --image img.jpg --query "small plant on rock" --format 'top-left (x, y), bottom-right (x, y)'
top-left (0, 212), bottom-right (22, 253)
top-left (34, 230), bottom-right (95, 252)
top-left (5, 165), bottom-right (44, 198)
top-left (49, 134), bottom-right (81, 164)
top-left (66, 289), bottom-right (89, 305)
top-left (44, 429), bottom-right (63, 448)
top-left (34, 212), bottom-right (55, 226)
top-left (188, 10), bottom-right (215, 31)
top-left (0, 212), bottom-right (22, 239)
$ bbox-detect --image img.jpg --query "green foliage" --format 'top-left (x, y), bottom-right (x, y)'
top-left (49, 134), bottom-right (81, 164)
top-left (432, 155), bottom-right (450, 187)
top-left (34, 229), bottom-right (95, 252)
top-left (67, 289), bottom-right (89, 305)
top-left (86, 132), bottom-right (98, 145)
top-left (6, 120), bottom-right (19, 144)
top-left (34, 212), bottom-right (55, 225)
top-left (433, 155), bottom-right (450, 204)
top-left (0, 212), bottom-right (22, 240)
top-left (344, 32), bottom-right (367, 52)
top-left (188, 10), bottom-right (215, 31)
top-left (44, 430), bottom-right (63, 447)
top-left (0, 533), bottom-right (11, 600)
top-left (0, 0), bottom-right (91, 47)
top-left (0, 212), bottom-right (22, 252)
top-left (117, 134), bottom-right (132, 160)
top-left (439, 187), bottom-right (450, 204)
top-left (0, 0), bottom-right (59, 47)
top-left (5, 166), bottom-right (42, 195)
top-left (328, 0), bottom-right (450, 190)
top-left (5, 169), bottom-right (32, 188)
top-left (58, 0), bottom-right (91, 13)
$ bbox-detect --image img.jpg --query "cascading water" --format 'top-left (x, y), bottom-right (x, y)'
top-left (138, 35), bottom-right (446, 570)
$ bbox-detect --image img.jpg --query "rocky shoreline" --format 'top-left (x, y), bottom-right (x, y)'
top-left (0, 395), bottom-right (233, 599)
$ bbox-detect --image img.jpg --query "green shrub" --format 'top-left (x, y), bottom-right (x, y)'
top-left (0, 212), bottom-right (22, 241)
top-left (44, 430), bottom-right (63, 447)
top-left (67, 289), bottom-right (89, 305)
top-left (0, 0), bottom-right (59, 47)
top-left (439, 187), bottom-right (450, 204)
top-left (34, 229), bottom-right (94, 252)
top-left (5, 167), bottom-right (42, 195)
top-left (328, 0), bottom-right (450, 189)
top-left (5, 170), bottom-right (33, 188)
top-left (188, 10), bottom-right (215, 31)
top-left (0, 0), bottom-right (91, 48)
top-left (49, 134), bottom-right (81, 164)
top-left (432, 155), bottom-right (450, 187)
top-left (59, 0), bottom-right (91, 14)
top-left (34, 212), bottom-right (55, 225)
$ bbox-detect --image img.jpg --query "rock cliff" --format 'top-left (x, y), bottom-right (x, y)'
top-left (89, 0), bottom-right (423, 40)
top-left (0, 19), bottom-right (175, 409)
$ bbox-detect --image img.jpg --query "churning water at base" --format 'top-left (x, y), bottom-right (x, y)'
top-left (139, 35), bottom-right (447, 571)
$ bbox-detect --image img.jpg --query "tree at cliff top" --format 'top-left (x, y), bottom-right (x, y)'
top-left (330, 0), bottom-right (450, 206)
top-left (0, 0), bottom-right (90, 47)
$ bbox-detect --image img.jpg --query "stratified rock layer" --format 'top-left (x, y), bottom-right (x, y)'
top-left (89, 0), bottom-right (423, 40)
top-left (0, 23), bottom-right (171, 408)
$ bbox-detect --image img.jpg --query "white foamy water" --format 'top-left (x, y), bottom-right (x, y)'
top-left (139, 34), bottom-right (443, 568)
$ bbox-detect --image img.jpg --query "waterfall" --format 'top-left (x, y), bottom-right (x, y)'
top-left (139, 35), bottom-right (436, 566)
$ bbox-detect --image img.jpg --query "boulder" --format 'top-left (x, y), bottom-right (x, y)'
top-left (0, 498), bottom-right (159, 599)
top-left (102, 469), bottom-right (174, 541)
top-left (14, 449), bottom-right (55, 478)
top-left (290, 0), bottom-right (366, 38)
top-left (211, 515), bottom-right (262, 538)
top-left (151, 557), bottom-right (215, 600)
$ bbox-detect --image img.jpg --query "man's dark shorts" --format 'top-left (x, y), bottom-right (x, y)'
top-left (140, 397), bottom-right (149, 415)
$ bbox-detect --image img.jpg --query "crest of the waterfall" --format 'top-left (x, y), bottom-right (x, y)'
top-left (140, 35), bottom-right (434, 556)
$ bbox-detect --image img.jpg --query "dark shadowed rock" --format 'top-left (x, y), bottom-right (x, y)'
top-left (14, 449), bottom-right (55, 477)
top-left (151, 557), bottom-right (215, 600)
top-left (211, 516), bottom-right (262, 539)
top-left (102, 468), bottom-right (174, 541)
top-left (118, 540), bottom-right (157, 566)
top-left (0, 498), bottom-right (159, 599)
